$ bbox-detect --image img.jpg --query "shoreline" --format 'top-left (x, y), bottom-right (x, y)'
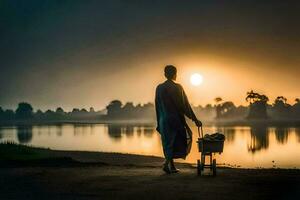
top-left (1, 144), bottom-right (300, 199)
top-left (1, 144), bottom-right (300, 170)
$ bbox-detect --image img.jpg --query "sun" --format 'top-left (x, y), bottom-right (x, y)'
top-left (190, 73), bottom-right (203, 86)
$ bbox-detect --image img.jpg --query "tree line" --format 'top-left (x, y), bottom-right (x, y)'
top-left (214, 90), bottom-right (300, 120)
top-left (0, 91), bottom-right (299, 122)
top-left (0, 103), bottom-right (102, 121)
top-left (0, 101), bottom-right (156, 122)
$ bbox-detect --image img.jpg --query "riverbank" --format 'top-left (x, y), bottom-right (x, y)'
top-left (1, 144), bottom-right (300, 200)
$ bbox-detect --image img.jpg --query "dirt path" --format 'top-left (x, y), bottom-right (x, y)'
top-left (1, 161), bottom-right (300, 200)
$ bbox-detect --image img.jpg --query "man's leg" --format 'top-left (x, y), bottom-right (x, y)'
top-left (170, 159), bottom-right (179, 173)
top-left (163, 159), bottom-right (171, 174)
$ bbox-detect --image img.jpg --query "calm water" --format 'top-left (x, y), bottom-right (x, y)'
top-left (1, 124), bottom-right (300, 168)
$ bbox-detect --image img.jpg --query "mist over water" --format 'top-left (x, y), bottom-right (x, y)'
top-left (1, 123), bottom-right (300, 168)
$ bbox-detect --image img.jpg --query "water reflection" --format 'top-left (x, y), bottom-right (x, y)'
top-left (56, 125), bottom-right (62, 136)
top-left (136, 126), bottom-right (142, 136)
top-left (144, 126), bottom-right (155, 138)
top-left (222, 128), bottom-right (235, 143)
top-left (2, 124), bottom-right (300, 168)
top-left (17, 126), bottom-right (33, 144)
top-left (106, 124), bottom-right (155, 140)
top-left (275, 127), bottom-right (289, 144)
top-left (107, 124), bottom-right (122, 140)
top-left (248, 125), bottom-right (269, 153)
top-left (296, 128), bottom-right (300, 142)
top-left (125, 125), bottom-right (134, 138)
top-left (75, 125), bottom-right (93, 136)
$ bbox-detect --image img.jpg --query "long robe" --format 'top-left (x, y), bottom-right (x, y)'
top-left (155, 79), bottom-right (197, 160)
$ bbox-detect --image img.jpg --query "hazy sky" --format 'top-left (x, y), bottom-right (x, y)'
top-left (1, 0), bottom-right (300, 111)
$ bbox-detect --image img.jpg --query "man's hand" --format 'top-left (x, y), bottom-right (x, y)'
top-left (195, 119), bottom-right (202, 127)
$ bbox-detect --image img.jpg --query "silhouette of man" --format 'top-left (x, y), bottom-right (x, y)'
top-left (155, 65), bottom-right (202, 173)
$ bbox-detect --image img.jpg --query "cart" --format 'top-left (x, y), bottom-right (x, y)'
top-left (196, 126), bottom-right (224, 176)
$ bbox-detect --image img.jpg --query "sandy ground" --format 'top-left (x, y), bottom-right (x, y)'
top-left (1, 151), bottom-right (300, 200)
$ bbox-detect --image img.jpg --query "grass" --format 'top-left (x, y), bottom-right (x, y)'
top-left (0, 142), bottom-right (51, 161)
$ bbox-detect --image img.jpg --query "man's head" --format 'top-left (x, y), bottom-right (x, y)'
top-left (164, 65), bottom-right (177, 80)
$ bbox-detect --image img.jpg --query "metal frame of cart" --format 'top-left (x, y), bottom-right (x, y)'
top-left (196, 126), bottom-right (224, 176)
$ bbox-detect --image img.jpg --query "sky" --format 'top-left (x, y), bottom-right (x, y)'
top-left (1, 0), bottom-right (300, 111)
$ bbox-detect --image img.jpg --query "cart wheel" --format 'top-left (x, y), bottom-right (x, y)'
top-left (197, 159), bottom-right (201, 176)
top-left (212, 159), bottom-right (217, 176)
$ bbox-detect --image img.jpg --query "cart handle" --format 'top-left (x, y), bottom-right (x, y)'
top-left (197, 126), bottom-right (204, 138)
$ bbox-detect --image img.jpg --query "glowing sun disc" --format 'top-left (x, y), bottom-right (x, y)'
top-left (190, 73), bottom-right (203, 86)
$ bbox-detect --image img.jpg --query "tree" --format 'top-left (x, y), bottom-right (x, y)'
top-left (216, 101), bottom-right (236, 119)
top-left (292, 98), bottom-right (300, 119)
top-left (106, 100), bottom-right (122, 117)
top-left (246, 90), bottom-right (269, 104)
top-left (122, 102), bottom-right (135, 118)
top-left (221, 102), bottom-right (235, 115)
top-left (274, 96), bottom-right (287, 105)
top-left (214, 97), bottom-right (223, 119)
top-left (0, 107), bottom-right (3, 120)
top-left (4, 110), bottom-right (15, 120)
top-left (140, 103), bottom-right (155, 119)
top-left (44, 109), bottom-right (56, 119)
top-left (72, 108), bottom-right (80, 113)
top-left (15, 102), bottom-right (33, 119)
top-left (272, 96), bottom-right (291, 119)
top-left (89, 107), bottom-right (95, 113)
top-left (246, 90), bottom-right (257, 104)
top-left (56, 107), bottom-right (64, 114)
top-left (205, 104), bottom-right (213, 109)
top-left (35, 109), bottom-right (44, 119)
top-left (246, 91), bottom-right (269, 119)
top-left (80, 108), bottom-right (88, 113)
top-left (214, 97), bottom-right (223, 105)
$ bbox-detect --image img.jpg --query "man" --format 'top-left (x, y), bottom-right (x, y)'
top-left (155, 65), bottom-right (202, 174)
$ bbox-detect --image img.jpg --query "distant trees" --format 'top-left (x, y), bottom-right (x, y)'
top-left (292, 99), bottom-right (300, 119)
top-left (3, 109), bottom-right (15, 120)
top-left (193, 104), bottom-right (216, 121)
top-left (272, 96), bottom-right (291, 119)
top-left (0, 107), bottom-right (3, 120)
top-left (214, 92), bottom-right (300, 120)
top-left (80, 108), bottom-right (88, 113)
top-left (106, 100), bottom-right (155, 120)
top-left (214, 100), bottom-right (248, 119)
top-left (122, 102), bottom-right (135, 118)
top-left (217, 101), bottom-right (236, 118)
top-left (1, 95), bottom-right (300, 123)
top-left (35, 109), bottom-right (44, 119)
top-left (72, 108), bottom-right (80, 114)
top-left (89, 107), bottom-right (95, 113)
top-left (214, 93), bottom-right (300, 120)
top-left (0, 104), bottom-right (105, 122)
top-left (56, 107), bottom-right (64, 115)
top-left (106, 100), bottom-right (122, 118)
top-left (15, 102), bottom-right (33, 119)
top-left (246, 90), bottom-right (269, 119)
top-left (214, 97), bottom-right (223, 118)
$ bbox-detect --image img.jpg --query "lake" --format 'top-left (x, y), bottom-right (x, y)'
top-left (1, 124), bottom-right (300, 168)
